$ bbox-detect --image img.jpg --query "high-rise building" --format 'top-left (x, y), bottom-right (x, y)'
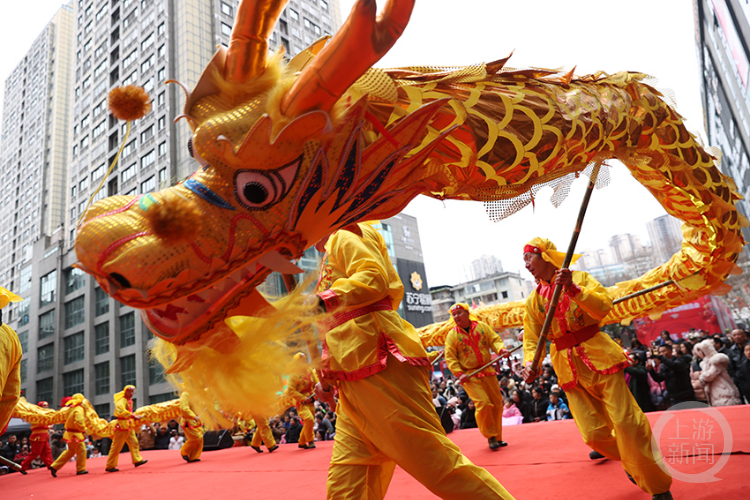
top-left (646, 215), bottom-right (682, 264)
top-left (694, 0), bottom-right (750, 254)
top-left (0, 2), bottom-right (74, 308)
top-left (1, 0), bottom-right (341, 411)
top-left (470, 254), bottom-right (503, 281)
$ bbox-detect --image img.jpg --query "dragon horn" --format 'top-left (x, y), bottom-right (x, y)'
top-left (225, 0), bottom-right (289, 83)
top-left (281, 0), bottom-right (415, 116)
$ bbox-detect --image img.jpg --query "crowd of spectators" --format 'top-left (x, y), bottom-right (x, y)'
top-left (239, 401), bottom-right (338, 448)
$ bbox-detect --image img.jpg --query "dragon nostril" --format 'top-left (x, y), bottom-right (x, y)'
top-left (110, 273), bottom-right (132, 289)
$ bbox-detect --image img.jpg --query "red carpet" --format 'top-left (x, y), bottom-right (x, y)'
top-left (5, 406), bottom-right (747, 499)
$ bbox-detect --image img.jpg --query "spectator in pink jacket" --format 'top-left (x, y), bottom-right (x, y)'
top-left (694, 339), bottom-right (742, 407)
top-left (502, 399), bottom-right (522, 419)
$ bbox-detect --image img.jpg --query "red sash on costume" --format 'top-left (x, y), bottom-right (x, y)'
top-left (319, 297), bottom-right (393, 331)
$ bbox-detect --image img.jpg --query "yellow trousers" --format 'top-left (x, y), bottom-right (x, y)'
top-left (180, 426), bottom-right (204, 461)
top-left (106, 429), bottom-right (144, 469)
top-left (327, 355), bottom-right (515, 500)
top-left (297, 402), bottom-right (315, 446)
top-left (250, 417), bottom-right (276, 449)
top-left (51, 441), bottom-right (87, 473)
top-left (462, 375), bottom-right (504, 440)
top-left (566, 355), bottom-right (672, 495)
top-left (0, 324), bottom-right (22, 434)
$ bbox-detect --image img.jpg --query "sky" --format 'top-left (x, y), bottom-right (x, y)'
top-left (1, 1), bottom-right (705, 287)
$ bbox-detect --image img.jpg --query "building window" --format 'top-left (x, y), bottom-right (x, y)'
top-left (121, 163), bottom-right (137, 183)
top-left (121, 354), bottom-right (137, 387)
top-left (149, 393), bottom-right (175, 404)
top-left (65, 267), bottom-right (86, 294)
top-left (140, 126), bottom-right (154, 142)
top-left (221, 22), bottom-right (232, 36)
top-left (120, 312), bottom-right (135, 348)
top-left (63, 369), bottom-right (85, 395)
top-left (19, 265), bottom-right (31, 293)
top-left (157, 67), bottom-right (165, 81)
top-left (158, 168), bottom-right (168, 185)
top-left (95, 287), bottom-right (109, 316)
top-left (158, 141), bottom-right (166, 156)
top-left (20, 359), bottom-right (27, 384)
top-left (65, 296), bottom-right (85, 329)
top-left (40, 270), bottom-right (57, 307)
top-left (289, 8), bottom-right (299, 20)
top-left (18, 331), bottom-right (28, 352)
top-left (17, 298), bottom-right (30, 326)
top-left (37, 378), bottom-right (53, 403)
top-left (122, 139), bottom-right (137, 157)
top-left (158, 116), bottom-right (166, 130)
top-left (92, 163), bottom-right (106, 182)
top-left (37, 344), bottom-right (54, 373)
top-left (94, 403), bottom-right (110, 420)
top-left (64, 332), bottom-right (85, 364)
top-left (95, 322), bottom-right (110, 354)
top-left (220, 2), bottom-right (232, 16)
top-left (39, 310), bottom-right (55, 340)
top-left (149, 358), bottom-right (165, 385)
top-left (157, 22), bottom-right (165, 36)
top-left (95, 362), bottom-right (110, 395)
top-left (140, 149), bottom-right (155, 168)
top-left (140, 176), bottom-right (155, 193)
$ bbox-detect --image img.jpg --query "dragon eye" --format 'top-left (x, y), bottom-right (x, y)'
top-left (234, 158), bottom-right (300, 210)
top-left (243, 182), bottom-right (269, 204)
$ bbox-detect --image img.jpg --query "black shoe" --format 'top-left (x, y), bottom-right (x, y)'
top-left (250, 445), bottom-right (263, 453)
top-left (652, 492), bottom-right (673, 500)
top-left (18, 468), bottom-right (27, 475)
top-left (50, 467), bottom-right (57, 478)
top-left (187, 458), bottom-right (201, 463)
top-left (106, 468), bottom-right (119, 472)
top-left (77, 470), bottom-right (89, 475)
top-left (268, 445), bottom-right (279, 453)
top-left (134, 460), bottom-right (148, 467)
top-left (625, 471), bottom-right (636, 485)
top-left (497, 440), bottom-right (508, 447)
top-left (182, 455), bottom-right (189, 462)
top-left (589, 450), bottom-right (605, 460)
top-left (488, 437), bottom-right (501, 451)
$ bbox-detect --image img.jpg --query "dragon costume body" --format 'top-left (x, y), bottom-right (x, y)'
top-left (71, 0), bottom-right (744, 410)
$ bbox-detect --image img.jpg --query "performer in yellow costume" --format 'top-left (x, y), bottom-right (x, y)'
top-left (105, 385), bottom-right (148, 472)
top-left (521, 237), bottom-right (673, 500)
top-left (0, 287), bottom-right (23, 436)
top-left (179, 391), bottom-right (204, 463)
top-left (445, 303), bottom-right (509, 450)
top-left (311, 223), bottom-right (515, 500)
top-left (285, 353), bottom-right (318, 450)
top-left (249, 414), bottom-right (278, 453)
top-left (50, 394), bottom-right (88, 477)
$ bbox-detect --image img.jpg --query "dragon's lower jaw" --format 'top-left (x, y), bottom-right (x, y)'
top-left (143, 260), bottom-right (272, 344)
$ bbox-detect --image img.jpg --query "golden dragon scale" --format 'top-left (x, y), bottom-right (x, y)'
top-left (73, 1), bottom-right (744, 366)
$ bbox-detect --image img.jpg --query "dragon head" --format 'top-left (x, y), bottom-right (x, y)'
top-left (74, 0), bottom-right (437, 348)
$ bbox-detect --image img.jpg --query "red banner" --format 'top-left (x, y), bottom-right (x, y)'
top-left (633, 296), bottom-right (735, 345)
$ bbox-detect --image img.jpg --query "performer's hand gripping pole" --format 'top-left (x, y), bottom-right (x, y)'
top-left (529, 164), bottom-right (601, 377)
